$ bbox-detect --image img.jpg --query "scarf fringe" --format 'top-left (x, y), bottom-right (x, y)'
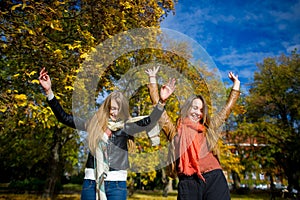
top-left (177, 118), bottom-right (207, 181)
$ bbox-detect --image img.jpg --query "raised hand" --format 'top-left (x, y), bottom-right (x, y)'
top-left (39, 67), bottom-right (52, 95)
top-left (145, 66), bottom-right (160, 77)
top-left (145, 66), bottom-right (160, 84)
top-left (160, 78), bottom-right (176, 102)
top-left (228, 72), bottom-right (240, 91)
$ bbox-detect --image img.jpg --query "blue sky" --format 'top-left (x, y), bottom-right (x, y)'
top-left (161, 0), bottom-right (300, 91)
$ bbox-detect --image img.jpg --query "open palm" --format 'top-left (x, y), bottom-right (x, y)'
top-left (160, 78), bottom-right (176, 102)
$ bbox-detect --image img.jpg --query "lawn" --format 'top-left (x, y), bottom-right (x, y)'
top-left (0, 190), bottom-right (285, 200)
top-left (127, 190), bottom-right (283, 200)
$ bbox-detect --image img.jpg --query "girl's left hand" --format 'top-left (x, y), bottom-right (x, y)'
top-left (160, 78), bottom-right (176, 102)
top-left (228, 72), bottom-right (240, 90)
top-left (228, 72), bottom-right (239, 83)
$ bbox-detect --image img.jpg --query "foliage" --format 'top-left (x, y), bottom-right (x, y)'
top-left (8, 178), bottom-right (46, 192)
top-left (0, 0), bottom-right (176, 197)
top-left (0, 0), bottom-right (245, 195)
top-left (232, 51), bottom-right (300, 190)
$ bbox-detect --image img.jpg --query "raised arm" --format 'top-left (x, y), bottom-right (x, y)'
top-left (229, 71), bottom-right (240, 91)
top-left (39, 67), bottom-right (53, 96)
top-left (124, 78), bottom-right (176, 135)
top-left (145, 66), bottom-right (160, 103)
top-left (39, 68), bottom-right (86, 130)
top-left (212, 72), bottom-right (241, 129)
top-left (145, 66), bottom-right (177, 141)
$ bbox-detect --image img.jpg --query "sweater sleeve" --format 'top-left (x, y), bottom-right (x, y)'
top-left (47, 96), bottom-right (87, 131)
top-left (147, 83), bottom-right (177, 141)
top-left (124, 104), bottom-right (164, 135)
top-left (212, 89), bottom-right (240, 129)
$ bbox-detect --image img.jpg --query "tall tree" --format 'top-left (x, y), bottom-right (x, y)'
top-left (222, 87), bottom-right (246, 190)
top-left (0, 0), bottom-right (176, 198)
top-left (233, 51), bottom-right (300, 191)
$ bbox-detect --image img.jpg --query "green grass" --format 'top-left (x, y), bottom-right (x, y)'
top-left (127, 190), bottom-right (285, 200)
top-left (0, 190), bottom-right (286, 200)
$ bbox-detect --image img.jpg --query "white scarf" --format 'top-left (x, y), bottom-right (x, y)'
top-left (94, 116), bottom-right (160, 199)
top-left (95, 141), bottom-right (109, 200)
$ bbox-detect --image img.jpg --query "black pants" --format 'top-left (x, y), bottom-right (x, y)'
top-left (177, 169), bottom-right (230, 200)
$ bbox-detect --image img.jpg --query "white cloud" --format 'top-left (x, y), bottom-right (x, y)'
top-left (286, 44), bottom-right (300, 53)
top-left (161, 0), bottom-right (300, 91)
top-left (216, 50), bottom-right (273, 68)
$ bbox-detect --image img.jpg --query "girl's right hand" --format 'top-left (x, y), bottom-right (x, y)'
top-left (38, 67), bottom-right (52, 95)
top-left (145, 66), bottom-right (160, 77)
top-left (145, 66), bottom-right (160, 84)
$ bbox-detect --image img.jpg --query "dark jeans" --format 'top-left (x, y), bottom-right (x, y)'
top-left (105, 181), bottom-right (127, 200)
top-left (81, 179), bottom-right (96, 200)
top-left (81, 180), bottom-right (127, 200)
top-left (177, 169), bottom-right (230, 200)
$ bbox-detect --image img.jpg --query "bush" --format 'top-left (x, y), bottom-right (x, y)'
top-left (8, 178), bottom-right (45, 192)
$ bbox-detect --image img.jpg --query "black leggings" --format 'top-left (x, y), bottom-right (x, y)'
top-left (177, 169), bottom-right (230, 200)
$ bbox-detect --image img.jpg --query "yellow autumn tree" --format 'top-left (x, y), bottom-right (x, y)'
top-left (0, 0), bottom-right (176, 198)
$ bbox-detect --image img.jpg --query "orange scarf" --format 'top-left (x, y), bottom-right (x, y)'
top-left (177, 118), bottom-right (208, 181)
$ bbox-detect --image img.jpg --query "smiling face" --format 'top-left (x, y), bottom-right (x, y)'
top-left (110, 98), bottom-right (120, 121)
top-left (187, 98), bottom-right (203, 123)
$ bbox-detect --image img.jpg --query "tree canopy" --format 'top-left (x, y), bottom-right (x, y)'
top-left (232, 50), bottom-right (300, 190)
top-left (1, 0), bottom-right (256, 197)
top-left (0, 0), bottom-right (176, 197)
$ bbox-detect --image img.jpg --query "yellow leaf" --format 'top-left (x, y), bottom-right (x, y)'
top-left (18, 120), bottom-right (25, 126)
top-left (15, 94), bottom-right (27, 100)
top-left (54, 49), bottom-right (62, 54)
top-left (123, 2), bottom-right (132, 9)
top-left (45, 44), bottom-right (51, 50)
top-left (80, 53), bottom-right (87, 59)
top-left (0, 106), bottom-right (7, 113)
top-left (29, 104), bottom-right (38, 110)
top-left (31, 79), bottom-right (40, 84)
top-left (28, 29), bottom-right (35, 35)
top-left (54, 49), bottom-right (63, 59)
top-left (13, 74), bottom-right (20, 78)
top-left (65, 86), bottom-right (74, 91)
top-left (11, 4), bottom-right (22, 11)
top-left (15, 94), bottom-right (28, 107)
top-left (22, 3), bottom-right (26, 10)
top-left (29, 71), bottom-right (37, 77)
top-left (48, 7), bottom-right (56, 13)
top-left (54, 26), bottom-right (63, 32)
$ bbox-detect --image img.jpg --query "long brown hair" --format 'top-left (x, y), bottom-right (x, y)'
top-left (179, 94), bottom-right (210, 126)
top-left (87, 91), bottom-right (130, 155)
top-left (179, 94), bottom-right (220, 156)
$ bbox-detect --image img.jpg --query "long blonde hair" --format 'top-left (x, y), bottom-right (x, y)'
top-left (87, 91), bottom-right (130, 155)
top-left (179, 94), bottom-right (220, 156)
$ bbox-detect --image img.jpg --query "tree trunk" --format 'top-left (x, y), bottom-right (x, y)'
top-left (162, 168), bottom-right (173, 197)
top-left (42, 129), bottom-right (64, 199)
top-left (286, 158), bottom-right (300, 193)
top-left (268, 173), bottom-right (276, 200)
top-left (231, 171), bottom-right (240, 191)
